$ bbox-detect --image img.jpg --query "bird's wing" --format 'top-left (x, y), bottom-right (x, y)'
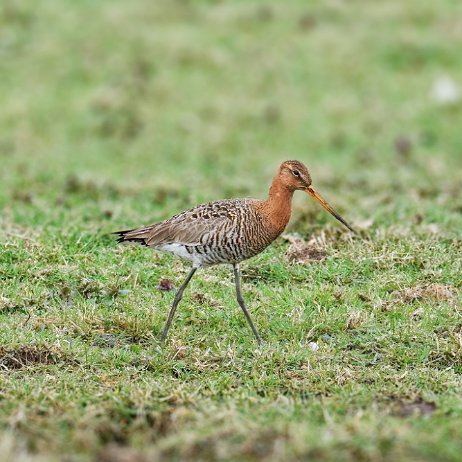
top-left (116, 199), bottom-right (251, 247)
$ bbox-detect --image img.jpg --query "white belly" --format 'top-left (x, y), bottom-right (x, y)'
top-left (156, 242), bottom-right (236, 267)
top-left (157, 243), bottom-right (202, 266)
top-left (157, 243), bottom-right (191, 259)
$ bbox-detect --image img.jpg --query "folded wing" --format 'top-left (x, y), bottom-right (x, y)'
top-left (114, 200), bottom-right (241, 247)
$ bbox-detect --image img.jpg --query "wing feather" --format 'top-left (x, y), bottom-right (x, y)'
top-left (115, 199), bottom-right (253, 247)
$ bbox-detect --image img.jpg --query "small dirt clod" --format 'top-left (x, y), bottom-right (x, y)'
top-left (156, 278), bottom-right (175, 291)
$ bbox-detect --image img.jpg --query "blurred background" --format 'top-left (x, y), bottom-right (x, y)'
top-left (1, 0), bottom-right (462, 234)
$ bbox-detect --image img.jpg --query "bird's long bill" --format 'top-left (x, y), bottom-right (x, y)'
top-left (305, 186), bottom-right (356, 233)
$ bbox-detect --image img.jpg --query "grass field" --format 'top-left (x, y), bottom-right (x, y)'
top-left (1, 0), bottom-right (462, 460)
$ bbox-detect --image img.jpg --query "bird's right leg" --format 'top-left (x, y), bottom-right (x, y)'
top-left (233, 264), bottom-right (262, 345)
top-left (160, 267), bottom-right (197, 343)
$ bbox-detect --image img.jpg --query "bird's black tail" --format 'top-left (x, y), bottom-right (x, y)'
top-left (112, 228), bottom-right (149, 246)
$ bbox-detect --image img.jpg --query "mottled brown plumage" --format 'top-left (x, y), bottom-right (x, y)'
top-left (114, 160), bottom-right (354, 344)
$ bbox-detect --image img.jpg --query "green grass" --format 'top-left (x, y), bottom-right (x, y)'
top-left (1, 0), bottom-right (462, 460)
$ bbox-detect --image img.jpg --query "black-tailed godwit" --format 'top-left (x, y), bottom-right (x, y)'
top-left (115, 160), bottom-right (355, 344)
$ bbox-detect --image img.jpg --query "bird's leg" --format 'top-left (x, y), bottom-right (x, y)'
top-left (160, 267), bottom-right (197, 344)
top-left (233, 264), bottom-right (262, 345)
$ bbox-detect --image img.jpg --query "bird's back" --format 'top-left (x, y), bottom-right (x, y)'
top-left (115, 198), bottom-right (279, 266)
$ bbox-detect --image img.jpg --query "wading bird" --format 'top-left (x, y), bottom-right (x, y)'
top-left (115, 160), bottom-right (354, 344)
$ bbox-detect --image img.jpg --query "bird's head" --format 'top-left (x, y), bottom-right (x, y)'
top-left (279, 160), bottom-right (313, 191)
top-left (279, 160), bottom-right (355, 233)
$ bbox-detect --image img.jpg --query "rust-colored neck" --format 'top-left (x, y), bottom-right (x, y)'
top-left (260, 173), bottom-right (294, 237)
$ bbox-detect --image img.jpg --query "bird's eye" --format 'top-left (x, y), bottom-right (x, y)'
top-left (292, 170), bottom-right (300, 177)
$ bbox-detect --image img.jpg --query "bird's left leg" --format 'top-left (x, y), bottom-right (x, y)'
top-left (160, 267), bottom-right (197, 344)
top-left (233, 263), bottom-right (262, 345)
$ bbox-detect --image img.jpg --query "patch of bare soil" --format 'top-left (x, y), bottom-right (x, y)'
top-left (284, 235), bottom-right (327, 264)
top-left (0, 345), bottom-right (79, 370)
top-left (391, 398), bottom-right (436, 418)
top-left (382, 283), bottom-right (457, 311)
top-left (394, 283), bottom-right (456, 304)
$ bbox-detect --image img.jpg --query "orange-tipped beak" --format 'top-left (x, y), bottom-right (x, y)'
top-left (305, 186), bottom-right (356, 233)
